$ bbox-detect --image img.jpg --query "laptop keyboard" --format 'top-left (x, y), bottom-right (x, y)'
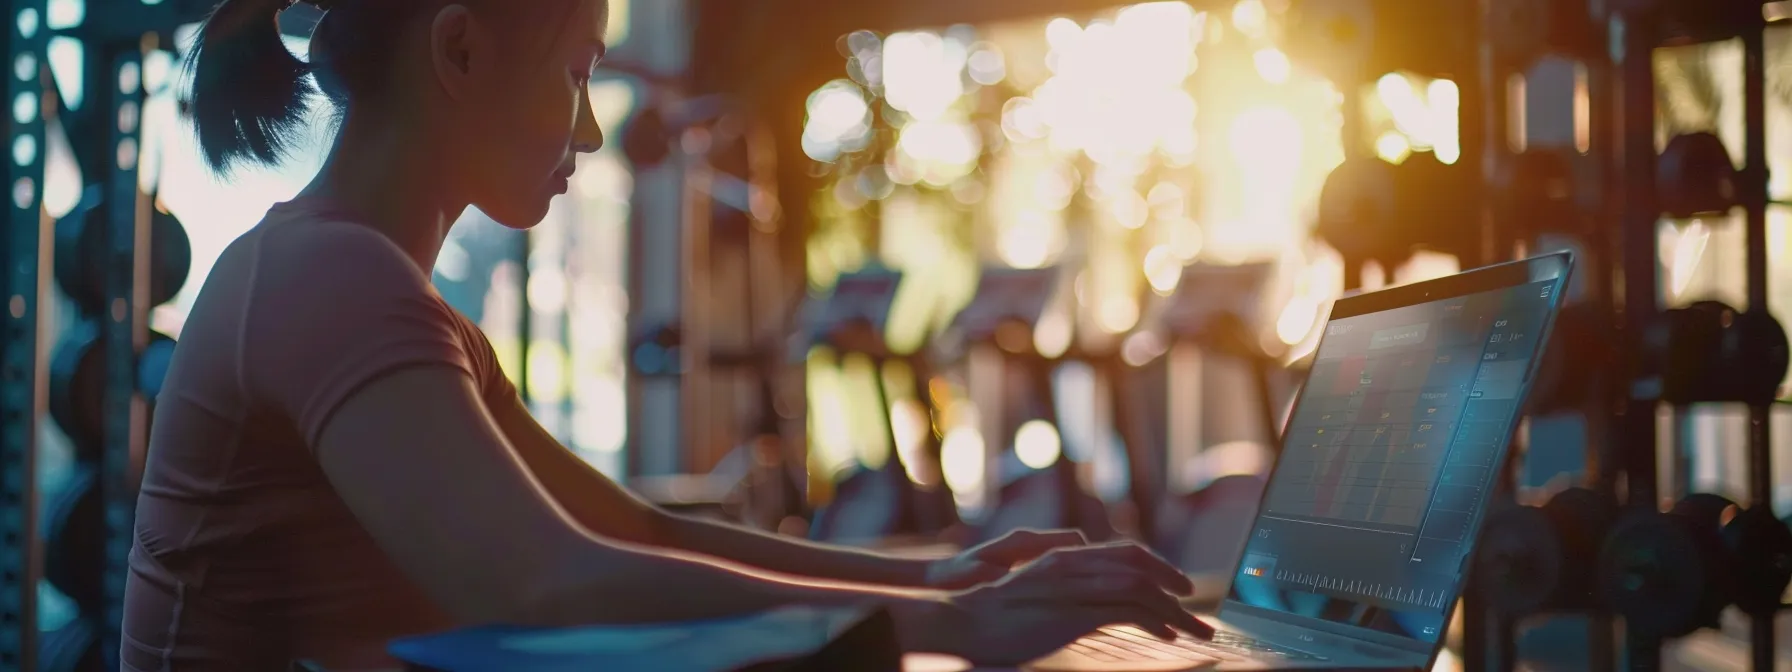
top-left (1069, 626), bottom-right (1329, 664)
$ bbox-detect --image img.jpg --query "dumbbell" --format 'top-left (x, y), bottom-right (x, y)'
top-left (1653, 302), bottom-right (1728, 402)
top-left (621, 104), bottom-right (674, 170)
top-left (1721, 309), bottom-right (1790, 400)
top-left (1390, 151), bottom-right (1479, 260)
top-left (1596, 497), bottom-right (1737, 637)
top-left (48, 321), bottom-right (104, 458)
top-left (1657, 132), bottom-right (1739, 220)
top-left (40, 618), bottom-right (103, 672)
top-left (50, 322), bottom-right (177, 459)
top-left (42, 467), bottom-right (103, 615)
top-left (1474, 487), bottom-right (1618, 614)
top-left (1670, 493), bottom-right (1792, 617)
top-left (1317, 156), bottom-right (1404, 270)
top-left (1649, 301), bottom-right (1789, 404)
top-left (53, 200), bottom-right (192, 317)
top-left (140, 332), bottom-right (177, 402)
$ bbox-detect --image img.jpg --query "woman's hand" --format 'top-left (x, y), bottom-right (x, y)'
top-left (924, 529), bottom-right (1091, 589)
top-left (908, 542), bottom-right (1211, 667)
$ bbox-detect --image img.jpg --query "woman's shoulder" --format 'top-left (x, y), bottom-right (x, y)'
top-left (257, 202), bottom-right (411, 263)
top-left (244, 203), bottom-right (433, 295)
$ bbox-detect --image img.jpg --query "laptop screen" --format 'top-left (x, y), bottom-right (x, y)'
top-left (1226, 277), bottom-right (1560, 643)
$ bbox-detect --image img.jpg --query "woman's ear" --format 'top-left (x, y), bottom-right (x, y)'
top-left (428, 5), bottom-right (481, 101)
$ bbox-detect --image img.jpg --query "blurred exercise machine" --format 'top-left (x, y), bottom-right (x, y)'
top-left (1133, 263), bottom-right (1282, 576)
top-left (624, 96), bottom-right (817, 532)
top-left (804, 269), bottom-right (961, 545)
top-left (939, 267), bottom-right (1117, 545)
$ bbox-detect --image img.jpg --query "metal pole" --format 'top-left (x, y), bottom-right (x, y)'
top-left (0, 1), bottom-right (49, 666)
top-left (99, 43), bottom-right (150, 670)
top-left (1738, 20), bottom-right (1774, 672)
top-left (1465, 5), bottom-right (1513, 666)
top-left (1614, 11), bottom-right (1661, 671)
top-left (1613, 13), bottom-right (1660, 517)
top-left (1581, 6), bottom-right (1620, 668)
top-left (1739, 18), bottom-right (1771, 523)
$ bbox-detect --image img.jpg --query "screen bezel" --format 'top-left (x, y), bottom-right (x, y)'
top-left (1216, 251), bottom-right (1575, 657)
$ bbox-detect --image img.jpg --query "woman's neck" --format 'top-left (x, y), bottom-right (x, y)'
top-left (297, 116), bottom-right (466, 273)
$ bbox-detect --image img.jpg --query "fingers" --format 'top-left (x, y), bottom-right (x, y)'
top-left (1037, 542), bottom-right (1194, 596)
top-left (1019, 561), bottom-right (1206, 640)
top-left (954, 560), bottom-right (1011, 587)
top-left (974, 529), bottom-right (1089, 566)
top-left (1111, 578), bottom-right (1207, 639)
top-left (1030, 563), bottom-right (1160, 598)
top-left (1176, 611), bottom-right (1216, 639)
top-left (1101, 542), bottom-right (1196, 596)
top-left (1075, 604), bottom-right (1180, 641)
top-left (1078, 596), bottom-right (1210, 641)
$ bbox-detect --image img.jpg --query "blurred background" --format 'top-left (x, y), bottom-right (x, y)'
top-left (4, 0), bottom-right (1792, 670)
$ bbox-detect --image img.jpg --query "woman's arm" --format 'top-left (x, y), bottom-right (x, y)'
top-left (654, 513), bottom-right (935, 587)
top-left (483, 392), bottom-right (666, 546)
top-left (316, 365), bottom-right (947, 634)
top-left (487, 394), bottom-right (935, 588)
top-left (244, 225), bottom-right (958, 642)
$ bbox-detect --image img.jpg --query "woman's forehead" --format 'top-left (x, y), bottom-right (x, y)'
top-left (502, 0), bottom-right (607, 52)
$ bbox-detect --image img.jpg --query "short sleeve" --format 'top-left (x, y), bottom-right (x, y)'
top-left (451, 310), bottom-right (520, 406)
top-left (243, 220), bottom-right (475, 449)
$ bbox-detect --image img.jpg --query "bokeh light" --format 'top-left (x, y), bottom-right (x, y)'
top-left (940, 425), bottom-right (988, 507)
top-left (802, 79), bottom-right (873, 162)
top-left (1014, 420), bottom-right (1063, 469)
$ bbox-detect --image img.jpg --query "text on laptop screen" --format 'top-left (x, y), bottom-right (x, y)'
top-left (1228, 279), bottom-right (1557, 643)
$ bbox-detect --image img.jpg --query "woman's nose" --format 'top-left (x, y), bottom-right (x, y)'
top-left (574, 124), bottom-right (604, 154)
top-left (575, 94), bottom-right (605, 154)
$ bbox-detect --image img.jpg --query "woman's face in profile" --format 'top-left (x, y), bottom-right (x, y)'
top-left (456, 0), bottom-right (609, 229)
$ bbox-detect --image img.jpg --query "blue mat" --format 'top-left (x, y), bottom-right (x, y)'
top-left (388, 606), bottom-right (875, 672)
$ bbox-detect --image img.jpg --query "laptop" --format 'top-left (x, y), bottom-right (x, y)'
top-left (1028, 252), bottom-right (1574, 671)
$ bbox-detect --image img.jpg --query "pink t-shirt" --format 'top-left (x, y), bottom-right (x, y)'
top-left (122, 201), bottom-right (518, 671)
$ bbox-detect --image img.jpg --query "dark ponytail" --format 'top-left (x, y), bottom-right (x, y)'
top-left (187, 0), bottom-right (317, 174)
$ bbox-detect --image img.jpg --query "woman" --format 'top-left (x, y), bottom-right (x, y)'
top-left (122, 0), bottom-right (1209, 669)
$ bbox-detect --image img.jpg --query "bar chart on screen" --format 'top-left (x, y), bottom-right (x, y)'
top-left (1270, 571), bottom-right (1454, 609)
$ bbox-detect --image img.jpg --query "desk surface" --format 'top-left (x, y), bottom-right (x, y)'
top-left (384, 572), bottom-right (1236, 672)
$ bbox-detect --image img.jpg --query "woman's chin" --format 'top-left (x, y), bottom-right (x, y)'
top-left (482, 200), bottom-right (553, 231)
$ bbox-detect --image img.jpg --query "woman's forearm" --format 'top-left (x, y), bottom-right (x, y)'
top-left (656, 512), bottom-right (933, 588)
top-left (512, 537), bottom-right (952, 651)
